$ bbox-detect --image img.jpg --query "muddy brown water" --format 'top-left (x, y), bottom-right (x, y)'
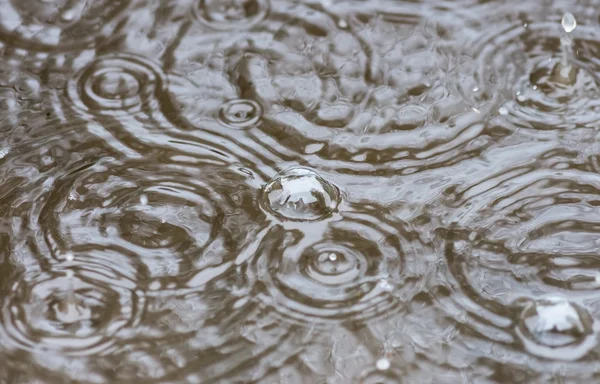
top-left (1, 0), bottom-right (600, 382)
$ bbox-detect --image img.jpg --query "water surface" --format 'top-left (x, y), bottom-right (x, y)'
top-left (1, 0), bottom-right (600, 382)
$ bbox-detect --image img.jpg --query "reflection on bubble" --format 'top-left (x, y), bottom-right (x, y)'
top-left (260, 167), bottom-right (341, 222)
top-left (516, 297), bottom-right (597, 361)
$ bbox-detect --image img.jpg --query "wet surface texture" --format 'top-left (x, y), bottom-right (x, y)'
top-left (2, 0), bottom-right (600, 382)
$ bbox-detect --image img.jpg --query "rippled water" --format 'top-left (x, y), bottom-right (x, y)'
top-left (2, 0), bottom-right (600, 382)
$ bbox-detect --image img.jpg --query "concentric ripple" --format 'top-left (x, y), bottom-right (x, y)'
top-left (516, 297), bottom-right (597, 361)
top-left (166, 1), bottom-right (502, 176)
top-left (437, 156), bottom-right (600, 364)
top-left (0, 0), bottom-right (129, 51)
top-left (66, 53), bottom-right (166, 117)
top-left (218, 98), bottom-right (263, 128)
top-left (0, 249), bottom-right (145, 356)
top-left (246, 203), bottom-right (424, 326)
top-left (465, 8), bottom-right (600, 131)
top-left (32, 157), bottom-right (263, 286)
top-left (193, 0), bottom-right (270, 30)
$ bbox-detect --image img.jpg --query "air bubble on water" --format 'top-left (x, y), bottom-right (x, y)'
top-left (65, 252), bottom-right (74, 262)
top-left (498, 107), bottom-right (508, 115)
top-left (261, 167), bottom-right (341, 221)
top-left (377, 279), bottom-right (393, 292)
top-left (472, 87), bottom-right (479, 92)
top-left (533, 85), bottom-right (538, 90)
top-left (376, 358), bottom-right (390, 371)
top-left (328, 253), bottom-right (338, 262)
top-left (562, 12), bottom-right (577, 34)
top-left (140, 194), bottom-right (148, 205)
top-left (338, 19), bottom-right (348, 28)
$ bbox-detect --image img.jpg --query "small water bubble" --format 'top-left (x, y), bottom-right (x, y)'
top-left (498, 106), bottom-right (508, 115)
top-left (260, 167), bottom-right (341, 221)
top-left (562, 12), bottom-right (577, 34)
top-left (472, 87), bottom-right (479, 92)
top-left (377, 279), bottom-right (393, 292)
top-left (533, 85), bottom-right (538, 90)
top-left (376, 358), bottom-right (390, 371)
top-left (328, 253), bottom-right (338, 262)
top-left (65, 252), bottom-right (74, 262)
top-left (338, 19), bottom-right (348, 28)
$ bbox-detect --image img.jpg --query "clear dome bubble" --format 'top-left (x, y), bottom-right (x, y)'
top-left (260, 167), bottom-right (341, 221)
top-left (516, 297), bottom-right (597, 361)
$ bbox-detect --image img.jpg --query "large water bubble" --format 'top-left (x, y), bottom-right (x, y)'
top-left (260, 167), bottom-right (341, 222)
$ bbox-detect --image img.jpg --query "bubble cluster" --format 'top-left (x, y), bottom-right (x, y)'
top-left (260, 167), bottom-right (341, 222)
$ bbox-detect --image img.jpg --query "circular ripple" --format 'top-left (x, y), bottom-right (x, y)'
top-left (516, 297), bottom-right (597, 361)
top-left (359, 366), bottom-right (403, 384)
top-left (0, 0), bottom-right (129, 51)
top-left (0, 249), bottom-right (144, 355)
top-left (193, 0), bottom-right (269, 30)
top-left (247, 204), bottom-right (424, 326)
top-left (260, 167), bottom-right (341, 222)
top-left (218, 98), bottom-right (263, 128)
top-left (167, 1), bottom-right (500, 176)
top-left (437, 156), bottom-right (600, 364)
top-left (32, 157), bottom-right (262, 286)
top-left (466, 8), bottom-right (600, 131)
top-left (66, 53), bottom-right (165, 117)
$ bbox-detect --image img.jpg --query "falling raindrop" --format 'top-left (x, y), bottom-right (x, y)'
top-left (561, 12), bottom-right (577, 33)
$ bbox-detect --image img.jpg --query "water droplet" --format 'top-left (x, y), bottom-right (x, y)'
top-left (498, 106), bottom-right (508, 115)
top-left (260, 167), bottom-right (341, 221)
top-left (218, 99), bottom-right (262, 128)
top-left (377, 279), bottom-right (394, 292)
top-left (338, 19), bottom-right (348, 28)
top-left (516, 297), bottom-right (597, 360)
top-left (472, 87), bottom-right (479, 92)
top-left (562, 12), bottom-right (577, 33)
top-left (376, 358), bottom-right (391, 371)
top-left (65, 252), bottom-right (74, 262)
top-left (328, 253), bottom-right (337, 261)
